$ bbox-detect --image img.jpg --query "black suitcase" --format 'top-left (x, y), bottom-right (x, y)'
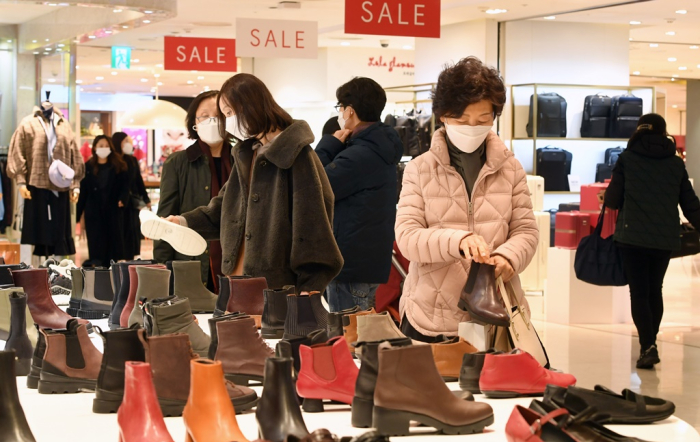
top-left (558, 203), bottom-right (580, 212)
top-left (605, 146), bottom-right (623, 165)
top-left (396, 162), bottom-right (407, 202)
top-left (545, 209), bottom-right (557, 246)
top-left (395, 115), bottom-right (419, 157)
top-left (527, 93), bottom-right (567, 138)
top-left (581, 95), bottom-right (612, 138)
top-left (416, 114), bottom-right (432, 155)
top-left (595, 147), bottom-right (624, 182)
top-left (610, 95), bottom-right (643, 138)
top-left (536, 147), bottom-right (572, 191)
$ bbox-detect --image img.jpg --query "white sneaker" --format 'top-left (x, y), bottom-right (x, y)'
top-left (139, 209), bottom-right (207, 257)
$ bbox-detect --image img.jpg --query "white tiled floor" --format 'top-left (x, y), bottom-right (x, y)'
top-left (5, 240), bottom-right (700, 440)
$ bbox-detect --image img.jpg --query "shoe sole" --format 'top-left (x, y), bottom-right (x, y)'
top-left (457, 299), bottom-right (510, 327)
top-left (224, 373), bottom-right (264, 387)
top-left (481, 390), bottom-right (545, 399)
top-left (373, 406), bottom-right (494, 435)
top-left (140, 215), bottom-right (206, 257)
top-left (26, 364), bottom-right (41, 389)
top-left (607, 410), bottom-right (675, 425)
top-left (260, 328), bottom-right (285, 339)
top-left (156, 394), bottom-right (258, 417)
top-left (38, 371), bottom-right (96, 394)
top-left (93, 389), bottom-right (123, 414)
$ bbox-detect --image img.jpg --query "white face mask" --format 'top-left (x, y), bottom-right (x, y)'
top-left (196, 119), bottom-right (223, 145)
top-left (225, 115), bottom-right (248, 140)
top-left (122, 142), bottom-right (134, 155)
top-left (337, 108), bottom-right (348, 130)
top-left (444, 123), bottom-right (492, 153)
top-left (95, 147), bottom-right (111, 159)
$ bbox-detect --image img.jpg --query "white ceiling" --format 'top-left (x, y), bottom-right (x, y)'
top-left (0, 4), bottom-right (64, 24)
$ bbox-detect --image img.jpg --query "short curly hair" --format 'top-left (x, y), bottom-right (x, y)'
top-left (432, 57), bottom-right (506, 120)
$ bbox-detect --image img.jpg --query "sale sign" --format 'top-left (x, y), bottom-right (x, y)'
top-left (345, 0), bottom-right (441, 38)
top-left (236, 18), bottom-right (318, 59)
top-left (164, 37), bottom-right (237, 72)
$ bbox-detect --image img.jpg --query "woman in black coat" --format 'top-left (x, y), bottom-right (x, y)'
top-left (112, 131), bottom-right (150, 258)
top-left (604, 113), bottom-right (700, 369)
top-left (77, 135), bottom-right (130, 267)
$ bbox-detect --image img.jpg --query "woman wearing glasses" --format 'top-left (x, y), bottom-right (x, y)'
top-left (154, 90), bottom-right (232, 290)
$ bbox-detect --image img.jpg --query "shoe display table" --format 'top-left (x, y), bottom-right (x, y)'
top-left (10, 316), bottom-right (700, 442)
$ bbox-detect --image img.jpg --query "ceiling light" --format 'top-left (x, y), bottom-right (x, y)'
top-left (633, 71), bottom-right (640, 75)
top-left (56, 49), bottom-right (62, 52)
top-left (45, 39), bottom-right (49, 42)
top-left (123, 26), bottom-right (129, 29)
top-left (403, 45), bottom-right (413, 50)
top-left (96, 87), bottom-right (102, 90)
top-left (33, 51), bottom-right (39, 54)
top-left (48, 3), bottom-right (57, 6)
top-left (45, 47), bottom-right (53, 51)
top-left (672, 104), bottom-right (679, 108)
top-left (187, 80), bottom-right (194, 84)
top-left (113, 8), bottom-right (122, 12)
top-left (204, 85), bottom-right (210, 91)
top-left (143, 20), bottom-right (151, 23)
top-left (80, 88), bottom-right (84, 92)
top-left (44, 52), bottom-right (49, 55)
top-left (132, 59), bottom-right (139, 63)
top-left (105, 30), bottom-right (112, 34)
top-left (197, 76), bottom-right (204, 80)
top-left (156, 63), bottom-right (163, 68)
top-left (144, 10), bottom-right (153, 13)
top-left (111, 72), bottom-right (118, 75)
top-left (48, 78), bottom-right (56, 83)
top-left (32, 40), bottom-right (37, 43)
top-left (668, 57), bottom-right (677, 62)
top-left (673, 74), bottom-right (679, 77)
top-left (629, 38), bottom-right (633, 41)
top-left (691, 46), bottom-right (699, 49)
top-left (76, 79), bottom-right (83, 84)
top-left (76, 65), bottom-right (79, 69)
top-left (672, 78), bottom-right (676, 81)
top-left (96, 76), bottom-right (104, 80)
top-left (650, 43), bottom-right (659, 47)
top-left (340, 42), bottom-right (350, 46)
top-left (88, 35), bottom-right (96, 39)
top-left (630, 21), bottom-right (641, 25)
top-left (676, 10), bottom-right (687, 14)
top-left (141, 78), bottom-right (148, 82)
top-left (57, 43), bottom-right (64, 47)
top-left (190, 70), bottom-right (198, 73)
top-left (157, 82), bottom-right (163, 86)
top-left (679, 66), bottom-right (687, 70)
top-left (485, 8), bottom-right (507, 14)
top-left (154, 74), bottom-right (161, 78)
top-left (666, 31), bottom-right (676, 36)
top-left (543, 16), bottom-right (555, 20)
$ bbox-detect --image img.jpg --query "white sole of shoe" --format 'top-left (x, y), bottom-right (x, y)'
top-left (140, 213), bottom-right (207, 256)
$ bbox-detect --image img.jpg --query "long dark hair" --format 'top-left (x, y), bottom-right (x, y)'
top-left (111, 131), bottom-right (128, 154)
top-left (217, 73), bottom-right (293, 139)
top-left (88, 135), bottom-right (128, 174)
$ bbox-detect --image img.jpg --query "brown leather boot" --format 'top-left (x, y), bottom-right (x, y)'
top-left (342, 308), bottom-right (375, 352)
top-left (38, 319), bottom-right (102, 394)
top-left (11, 269), bottom-right (91, 330)
top-left (139, 331), bottom-right (258, 417)
top-left (373, 344), bottom-right (494, 435)
top-left (430, 337), bottom-right (478, 382)
top-left (213, 316), bottom-right (273, 386)
top-left (225, 276), bottom-right (268, 328)
top-left (458, 262), bottom-right (509, 327)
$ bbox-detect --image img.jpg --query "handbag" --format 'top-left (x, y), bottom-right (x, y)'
top-left (574, 206), bottom-right (627, 286)
top-left (130, 194), bottom-right (146, 210)
top-left (494, 277), bottom-right (550, 368)
top-left (671, 223), bottom-right (700, 259)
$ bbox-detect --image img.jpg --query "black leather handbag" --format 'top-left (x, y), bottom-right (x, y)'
top-left (671, 223), bottom-right (700, 259)
top-left (574, 207), bottom-right (627, 286)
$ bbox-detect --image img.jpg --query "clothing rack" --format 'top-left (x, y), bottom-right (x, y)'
top-left (383, 83), bottom-right (437, 135)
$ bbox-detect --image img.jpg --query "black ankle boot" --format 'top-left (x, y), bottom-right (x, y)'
top-left (5, 292), bottom-right (34, 376)
top-left (261, 286), bottom-right (295, 339)
top-left (213, 275), bottom-right (230, 318)
top-left (636, 345), bottom-right (660, 369)
top-left (109, 260), bottom-right (121, 296)
top-left (327, 306), bottom-right (360, 338)
top-left (255, 357), bottom-right (309, 442)
top-left (66, 268), bottom-right (83, 317)
top-left (352, 338), bottom-right (412, 428)
top-left (92, 328), bottom-right (146, 413)
top-left (283, 292), bottom-right (328, 340)
top-left (0, 350), bottom-right (37, 442)
top-left (79, 268), bottom-right (114, 319)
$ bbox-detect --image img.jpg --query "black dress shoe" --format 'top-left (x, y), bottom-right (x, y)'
top-left (544, 385), bottom-right (675, 425)
top-left (636, 345), bottom-right (660, 369)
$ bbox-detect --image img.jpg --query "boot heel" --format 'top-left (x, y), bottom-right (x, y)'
top-left (351, 396), bottom-right (374, 428)
top-left (373, 406), bottom-right (411, 436)
top-left (457, 298), bottom-right (469, 312)
top-left (15, 358), bottom-right (31, 377)
top-left (185, 431), bottom-right (194, 442)
top-left (301, 398), bottom-right (324, 413)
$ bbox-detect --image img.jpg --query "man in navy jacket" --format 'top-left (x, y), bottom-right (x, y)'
top-left (315, 77), bottom-right (404, 312)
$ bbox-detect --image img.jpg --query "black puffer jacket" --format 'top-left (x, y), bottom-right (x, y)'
top-left (605, 134), bottom-right (700, 250)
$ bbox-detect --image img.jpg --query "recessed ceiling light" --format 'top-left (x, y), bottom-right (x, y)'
top-left (676, 10), bottom-right (687, 14)
top-left (672, 78), bottom-right (676, 81)
top-left (630, 21), bottom-right (641, 25)
top-left (113, 9), bottom-right (122, 12)
top-left (111, 72), bottom-right (118, 75)
top-left (679, 66), bottom-right (688, 70)
top-left (144, 10), bottom-right (153, 13)
top-left (143, 20), bottom-right (151, 23)
top-left (105, 30), bottom-right (112, 34)
top-left (190, 70), bottom-right (198, 73)
top-left (187, 80), bottom-right (194, 84)
top-left (543, 16), bottom-right (555, 20)
top-left (96, 76), bottom-right (104, 80)
top-left (32, 40), bottom-right (37, 43)
top-left (141, 78), bottom-right (148, 82)
top-left (76, 65), bottom-right (79, 69)
top-left (76, 79), bottom-right (83, 84)
top-left (48, 78), bottom-right (56, 83)
top-left (197, 76), bottom-right (204, 80)
top-left (80, 88), bottom-right (84, 92)
top-left (485, 8), bottom-right (507, 14)
top-left (666, 31), bottom-right (676, 36)
top-left (157, 82), bottom-right (163, 86)
top-left (691, 46), bottom-right (699, 49)
top-left (672, 104), bottom-right (679, 108)
top-left (56, 49), bottom-right (62, 52)
top-left (88, 35), bottom-right (96, 39)
top-left (403, 45), bottom-right (413, 50)
top-left (156, 63), bottom-right (163, 68)
top-left (57, 43), bottom-right (64, 47)
top-left (48, 3), bottom-right (57, 6)
top-left (673, 74), bottom-right (679, 77)
top-left (45, 47), bottom-right (53, 51)
top-left (668, 57), bottom-right (677, 62)
top-left (204, 85), bottom-right (210, 91)
top-left (154, 73), bottom-right (161, 78)
top-left (633, 71), bottom-right (640, 75)
top-left (44, 52), bottom-right (49, 55)
top-left (650, 43), bottom-right (659, 47)
top-left (340, 41), bottom-right (350, 46)
top-left (45, 39), bottom-right (49, 42)
top-left (33, 51), bottom-right (39, 54)
top-left (629, 38), bottom-right (633, 41)
top-left (96, 87), bottom-right (102, 90)
top-left (123, 25), bottom-right (129, 29)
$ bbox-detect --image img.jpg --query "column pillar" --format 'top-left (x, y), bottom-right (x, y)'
top-left (686, 80), bottom-right (700, 183)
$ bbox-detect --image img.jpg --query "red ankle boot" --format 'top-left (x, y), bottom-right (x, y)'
top-left (117, 361), bottom-right (174, 442)
top-left (479, 349), bottom-right (576, 398)
top-left (120, 264), bottom-right (165, 328)
top-left (296, 336), bottom-right (359, 412)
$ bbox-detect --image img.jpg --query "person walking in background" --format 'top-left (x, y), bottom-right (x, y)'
top-left (154, 90), bottom-right (232, 291)
top-left (112, 131), bottom-right (150, 259)
top-left (315, 77), bottom-right (403, 312)
top-left (604, 113), bottom-right (700, 369)
top-left (395, 57), bottom-right (539, 342)
top-left (76, 135), bottom-right (129, 267)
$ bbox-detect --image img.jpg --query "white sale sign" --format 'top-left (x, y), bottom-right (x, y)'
top-left (236, 18), bottom-right (318, 59)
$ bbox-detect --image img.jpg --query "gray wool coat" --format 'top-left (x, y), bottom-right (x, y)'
top-left (181, 120), bottom-right (343, 292)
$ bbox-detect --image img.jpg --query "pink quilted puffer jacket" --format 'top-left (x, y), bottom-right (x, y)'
top-left (396, 128), bottom-right (539, 337)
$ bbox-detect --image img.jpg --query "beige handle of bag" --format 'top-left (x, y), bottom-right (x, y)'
top-left (497, 276), bottom-right (531, 331)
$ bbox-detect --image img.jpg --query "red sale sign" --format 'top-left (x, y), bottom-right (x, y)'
top-left (164, 37), bottom-right (237, 72)
top-left (345, 0), bottom-right (441, 38)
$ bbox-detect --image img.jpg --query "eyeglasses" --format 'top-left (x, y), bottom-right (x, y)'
top-left (333, 104), bottom-right (343, 112)
top-left (195, 116), bottom-right (218, 124)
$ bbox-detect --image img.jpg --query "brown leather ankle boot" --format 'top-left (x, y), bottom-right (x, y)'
top-left (38, 319), bottom-right (102, 394)
top-left (225, 276), bottom-right (268, 328)
top-left (373, 344), bottom-right (494, 435)
top-left (458, 262), bottom-right (509, 327)
top-left (430, 337), bottom-right (478, 382)
top-left (214, 316), bottom-right (273, 386)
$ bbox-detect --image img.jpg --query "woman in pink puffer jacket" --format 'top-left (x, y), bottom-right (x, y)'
top-left (396, 57), bottom-right (539, 341)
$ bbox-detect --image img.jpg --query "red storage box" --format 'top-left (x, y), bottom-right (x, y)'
top-left (580, 182), bottom-right (618, 239)
top-left (555, 211), bottom-right (591, 249)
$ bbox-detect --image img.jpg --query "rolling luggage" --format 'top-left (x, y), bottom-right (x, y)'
top-left (558, 202), bottom-right (580, 212)
top-left (580, 183), bottom-right (617, 239)
top-left (581, 94), bottom-right (612, 138)
top-left (520, 211), bottom-right (551, 292)
top-left (555, 211), bottom-right (591, 249)
top-left (396, 115), bottom-right (419, 157)
top-left (595, 147), bottom-right (624, 182)
top-left (610, 95), bottom-right (643, 138)
top-left (526, 175), bottom-right (545, 211)
top-left (545, 209), bottom-right (557, 246)
top-left (527, 93), bottom-right (567, 138)
top-left (536, 147), bottom-right (572, 191)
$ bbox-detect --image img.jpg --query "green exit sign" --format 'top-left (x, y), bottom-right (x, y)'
top-left (111, 46), bottom-right (131, 69)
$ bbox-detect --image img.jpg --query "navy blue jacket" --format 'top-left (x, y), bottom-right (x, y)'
top-left (315, 122), bottom-right (404, 283)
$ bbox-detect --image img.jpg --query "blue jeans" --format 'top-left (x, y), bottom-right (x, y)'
top-left (326, 281), bottom-right (379, 313)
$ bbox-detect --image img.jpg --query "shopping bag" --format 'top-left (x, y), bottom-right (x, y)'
top-left (574, 206), bottom-right (627, 286)
top-left (670, 223), bottom-right (700, 259)
top-left (458, 322), bottom-right (488, 351)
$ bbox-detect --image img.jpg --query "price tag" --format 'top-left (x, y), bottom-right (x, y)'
top-left (568, 175), bottom-right (581, 192)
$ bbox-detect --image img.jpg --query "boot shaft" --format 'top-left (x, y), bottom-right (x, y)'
top-left (226, 276), bottom-right (268, 316)
top-left (327, 306), bottom-right (360, 338)
top-left (284, 292), bottom-right (328, 339)
top-left (43, 319), bottom-right (102, 380)
top-left (11, 269), bottom-right (51, 306)
top-left (140, 332), bottom-right (193, 401)
top-left (135, 266), bottom-right (171, 301)
top-left (69, 268), bottom-right (84, 301)
top-left (82, 268), bottom-right (114, 304)
top-left (96, 328), bottom-right (146, 393)
top-left (143, 296), bottom-right (210, 357)
top-left (187, 359), bottom-right (228, 407)
top-left (214, 275), bottom-right (231, 316)
top-left (172, 260), bottom-right (216, 312)
top-left (356, 313), bottom-right (405, 344)
top-left (207, 312), bottom-right (246, 360)
top-left (216, 316), bottom-right (270, 362)
top-left (262, 285), bottom-right (294, 329)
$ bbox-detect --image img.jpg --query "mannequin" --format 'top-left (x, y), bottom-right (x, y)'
top-left (7, 90), bottom-right (85, 257)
